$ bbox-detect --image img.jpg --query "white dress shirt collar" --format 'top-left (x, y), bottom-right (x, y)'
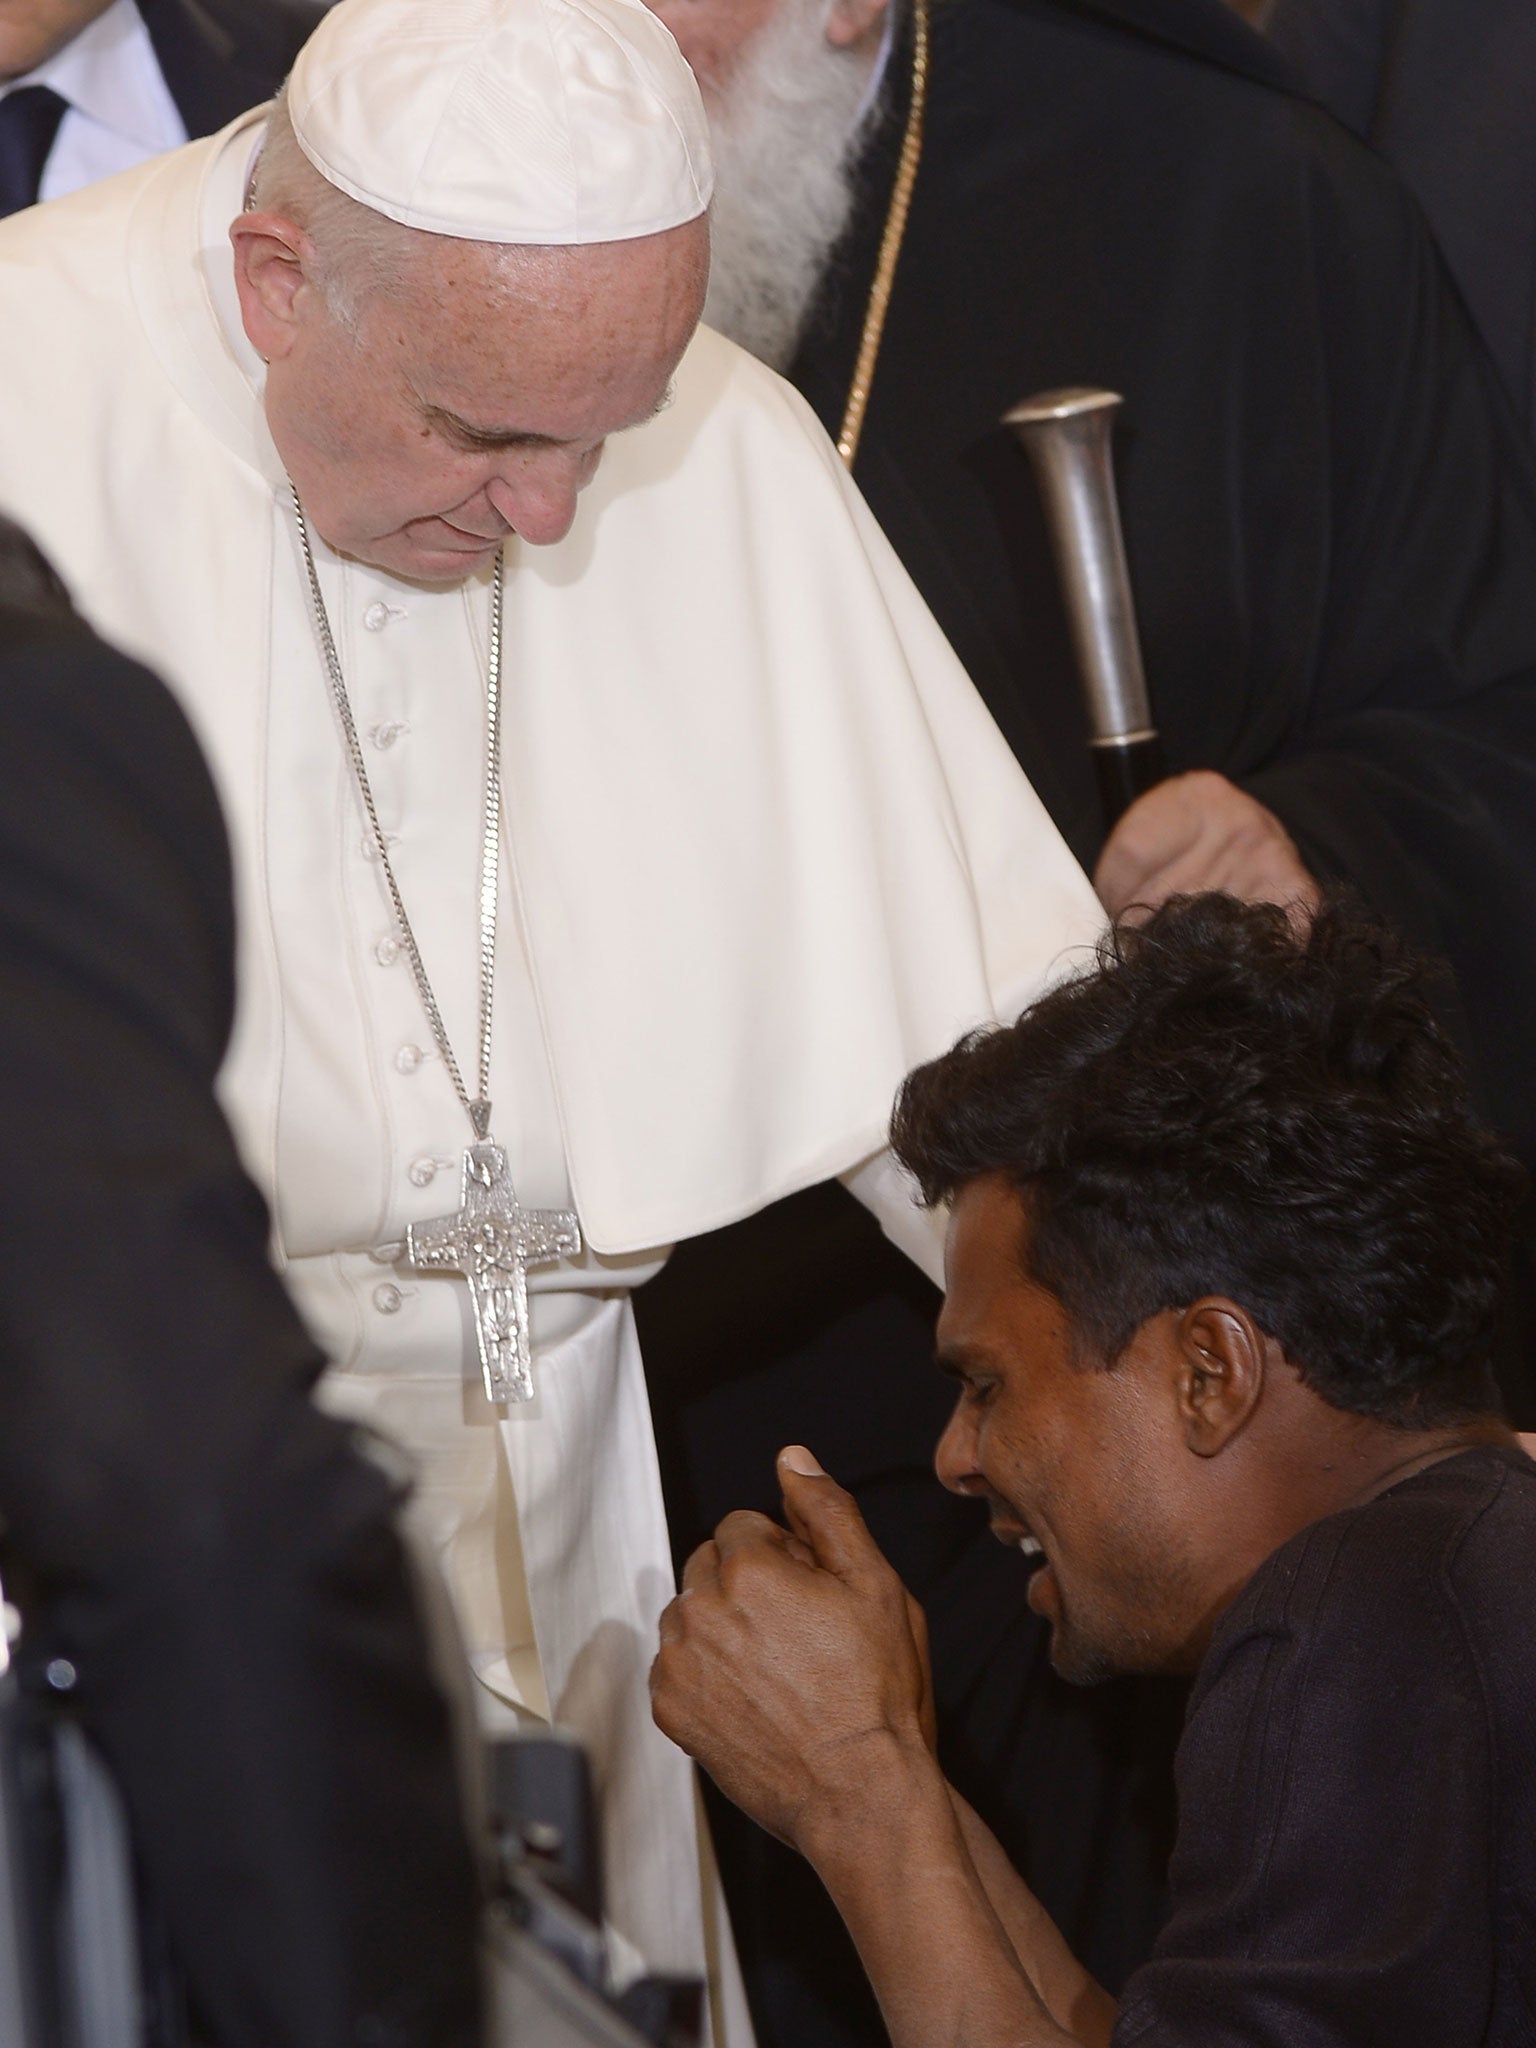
top-left (3, 0), bottom-right (187, 200)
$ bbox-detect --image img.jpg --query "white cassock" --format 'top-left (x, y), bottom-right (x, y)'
top-left (0, 111), bottom-right (1103, 2035)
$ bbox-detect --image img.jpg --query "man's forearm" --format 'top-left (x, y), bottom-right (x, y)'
top-left (948, 1792), bottom-right (1118, 2048)
top-left (799, 1735), bottom-right (1087, 2048)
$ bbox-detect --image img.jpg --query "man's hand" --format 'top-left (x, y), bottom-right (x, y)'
top-left (650, 1446), bottom-right (935, 1853)
top-left (1095, 770), bottom-right (1320, 920)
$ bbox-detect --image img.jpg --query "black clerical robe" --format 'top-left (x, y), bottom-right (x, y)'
top-left (793, 0), bottom-right (1536, 1159)
top-left (638, 5), bottom-right (1536, 2045)
top-left (1267, 0), bottom-right (1536, 437)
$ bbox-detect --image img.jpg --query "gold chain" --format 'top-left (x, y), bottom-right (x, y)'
top-left (836, 0), bottom-right (931, 468)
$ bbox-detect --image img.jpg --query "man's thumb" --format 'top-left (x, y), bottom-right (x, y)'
top-left (778, 1445), bottom-right (876, 1577)
top-left (780, 1444), bottom-right (824, 1480)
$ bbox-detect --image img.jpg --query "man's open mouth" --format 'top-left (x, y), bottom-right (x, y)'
top-left (991, 1515), bottom-right (1047, 1566)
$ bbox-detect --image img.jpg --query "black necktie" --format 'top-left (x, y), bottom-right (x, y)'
top-left (0, 85), bottom-right (68, 219)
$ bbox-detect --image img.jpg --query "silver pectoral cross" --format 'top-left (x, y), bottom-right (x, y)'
top-left (404, 1142), bottom-right (582, 1405)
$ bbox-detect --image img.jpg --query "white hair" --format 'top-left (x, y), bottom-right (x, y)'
top-left (248, 93), bottom-right (639, 335)
top-left (701, 0), bottom-right (882, 370)
top-left (248, 92), bottom-right (447, 329)
top-left (250, 91), bottom-right (434, 321)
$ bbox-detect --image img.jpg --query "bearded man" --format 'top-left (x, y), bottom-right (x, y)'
top-left (633, 0), bottom-right (1536, 2033)
top-left (0, 0), bottom-right (1101, 2031)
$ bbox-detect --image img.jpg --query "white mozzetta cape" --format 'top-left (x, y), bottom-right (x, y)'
top-left (0, 113), bottom-right (1102, 2022)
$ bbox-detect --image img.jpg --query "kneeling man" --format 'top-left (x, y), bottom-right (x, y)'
top-left (651, 893), bottom-right (1536, 2048)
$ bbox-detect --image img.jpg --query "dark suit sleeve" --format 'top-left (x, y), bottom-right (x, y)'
top-left (137, 0), bottom-right (329, 135)
top-left (0, 615), bottom-right (481, 2048)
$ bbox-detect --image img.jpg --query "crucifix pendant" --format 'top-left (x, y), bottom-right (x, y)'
top-left (404, 1142), bottom-right (582, 1404)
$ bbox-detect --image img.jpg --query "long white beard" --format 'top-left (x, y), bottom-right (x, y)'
top-left (701, 3), bottom-right (880, 371)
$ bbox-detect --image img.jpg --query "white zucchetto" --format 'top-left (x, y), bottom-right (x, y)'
top-left (286, 0), bottom-right (714, 245)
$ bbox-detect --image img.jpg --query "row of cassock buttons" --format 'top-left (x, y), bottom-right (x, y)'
top-left (354, 603), bottom-right (453, 1320)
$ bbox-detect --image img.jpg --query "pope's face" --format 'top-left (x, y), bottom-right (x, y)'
top-left (258, 221), bottom-right (708, 584)
top-left (934, 1176), bottom-right (1204, 1684)
top-left (0, 0), bottom-right (115, 78)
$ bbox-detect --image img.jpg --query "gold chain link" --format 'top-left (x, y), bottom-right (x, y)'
top-left (836, 0), bottom-right (931, 469)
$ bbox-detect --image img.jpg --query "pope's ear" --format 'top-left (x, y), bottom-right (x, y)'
top-left (230, 212), bottom-right (316, 362)
top-left (824, 0), bottom-right (890, 53)
top-left (1174, 1299), bottom-right (1267, 1458)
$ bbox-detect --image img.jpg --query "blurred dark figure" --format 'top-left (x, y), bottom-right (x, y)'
top-left (1268, 0), bottom-right (1536, 433)
top-left (0, 517), bottom-right (481, 2047)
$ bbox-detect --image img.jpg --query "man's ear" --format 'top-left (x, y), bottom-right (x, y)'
top-left (825, 0), bottom-right (891, 54)
top-left (229, 212), bottom-right (317, 364)
top-left (1173, 1299), bottom-right (1268, 1457)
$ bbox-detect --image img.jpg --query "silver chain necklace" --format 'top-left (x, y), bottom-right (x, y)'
top-left (292, 488), bottom-right (580, 1404)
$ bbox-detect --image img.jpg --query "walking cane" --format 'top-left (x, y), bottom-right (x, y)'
top-left (1003, 387), bottom-right (1165, 827)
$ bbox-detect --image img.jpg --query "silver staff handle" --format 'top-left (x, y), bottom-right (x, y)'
top-left (1003, 386), bottom-right (1165, 826)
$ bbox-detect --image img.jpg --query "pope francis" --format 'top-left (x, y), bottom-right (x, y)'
top-left (0, 0), bottom-right (1101, 2032)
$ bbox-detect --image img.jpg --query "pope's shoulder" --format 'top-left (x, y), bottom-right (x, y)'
top-left (0, 132), bottom-right (223, 413)
top-left (0, 134), bottom-right (210, 293)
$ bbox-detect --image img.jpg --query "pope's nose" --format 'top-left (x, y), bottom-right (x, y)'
top-left (484, 466), bottom-right (582, 548)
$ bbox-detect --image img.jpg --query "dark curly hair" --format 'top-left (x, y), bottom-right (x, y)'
top-left (891, 894), bottom-right (1522, 1426)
